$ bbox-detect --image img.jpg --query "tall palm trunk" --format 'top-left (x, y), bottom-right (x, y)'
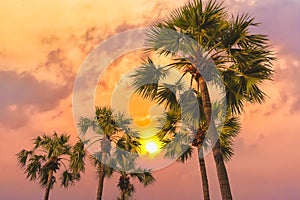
top-left (44, 169), bottom-right (53, 200)
top-left (97, 152), bottom-right (107, 200)
top-left (121, 191), bottom-right (125, 200)
top-left (120, 190), bottom-right (129, 200)
top-left (198, 147), bottom-right (210, 200)
top-left (97, 136), bottom-right (111, 200)
top-left (213, 140), bottom-right (232, 199)
top-left (198, 75), bottom-right (232, 200)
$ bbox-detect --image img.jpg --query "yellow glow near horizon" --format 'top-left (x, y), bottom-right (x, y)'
top-left (139, 134), bottom-right (162, 157)
top-left (145, 141), bottom-right (158, 153)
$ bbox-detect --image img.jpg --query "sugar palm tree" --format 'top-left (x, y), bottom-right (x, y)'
top-left (16, 132), bottom-right (85, 200)
top-left (131, 0), bottom-right (274, 199)
top-left (90, 151), bottom-right (155, 200)
top-left (88, 151), bottom-right (153, 200)
top-left (78, 106), bottom-right (140, 200)
top-left (114, 149), bottom-right (155, 200)
top-left (116, 170), bottom-right (155, 200)
top-left (157, 99), bottom-right (240, 200)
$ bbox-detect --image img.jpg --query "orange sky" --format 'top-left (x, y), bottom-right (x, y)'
top-left (1, 0), bottom-right (300, 199)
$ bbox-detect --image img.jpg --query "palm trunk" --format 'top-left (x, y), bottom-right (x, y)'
top-left (96, 152), bottom-right (107, 200)
top-left (198, 75), bottom-right (232, 200)
top-left (213, 140), bottom-right (232, 199)
top-left (120, 190), bottom-right (127, 200)
top-left (44, 169), bottom-right (53, 200)
top-left (198, 147), bottom-right (210, 200)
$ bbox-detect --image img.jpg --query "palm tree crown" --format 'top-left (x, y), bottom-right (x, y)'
top-left (17, 132), bottom-right (85, 200)
top-left (78, 106), bottom-right (141, 200)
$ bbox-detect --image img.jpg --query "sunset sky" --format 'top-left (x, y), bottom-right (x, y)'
top-left (1, 0), bottom-right (300, 199)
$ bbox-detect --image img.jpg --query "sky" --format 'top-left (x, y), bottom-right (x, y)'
top-left (0, 0), bottom-right (300, 199)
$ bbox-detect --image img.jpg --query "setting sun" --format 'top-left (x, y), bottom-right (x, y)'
top-left (138, 128), bottom-right (162, 156)
top-left (145, 141), bottom-right (158, 153)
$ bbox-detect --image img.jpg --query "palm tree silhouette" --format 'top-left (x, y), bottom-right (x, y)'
top-left (91, 151), bottom-right (155, 200)
top-left (131, 0), bottom-right (274, 199)
top-left (116, 169), bottom-right (154, 200)
top-left (16, 132), bottom-right (85, 200)
top-left (78, 106), bottom-right (141, 200)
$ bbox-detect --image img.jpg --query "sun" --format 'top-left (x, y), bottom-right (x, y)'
top-left (145, 141), bottom-right (158, 154)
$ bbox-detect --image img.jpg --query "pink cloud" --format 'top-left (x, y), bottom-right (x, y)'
top-left (1, 0), bottom-right (300, 200)
top-left (0, 70), bottom-right (72, 128)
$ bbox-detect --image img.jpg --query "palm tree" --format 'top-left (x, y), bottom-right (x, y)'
top-left (157, 100), bottom-right (240, 200)
top-left (78, 106), bottom-right (140, 200)
top-left (116, 170), bottom-right (155, 200)
top-left (90, 151), bottom-right (155, 200)
top-left (16, 132), bottom-right (85, 200)
top-left (131, 0), bottom-right (274, 199)
top-left (114, 149), bottom-right (155, 200)
top-left (89, 145), bottom-right (155, 200)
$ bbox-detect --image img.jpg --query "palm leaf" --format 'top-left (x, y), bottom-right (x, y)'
top-left (16, 149), bottom-right (32, 168)
top-left (218, 115), bottom-right (241, 161)
top-left (60, 170), bottom-right (76, 188)
top-left (177, 145), bottom-right (194, 163)
top-left (70, 141), bottom-right (86, 173)
top-left (130, 170), bottom-right (155, 186)
top-left (131, 57), bottom-right (170, 100)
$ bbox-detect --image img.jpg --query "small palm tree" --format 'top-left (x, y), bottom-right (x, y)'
top-left (16, 132), bottom-right (85, 200)
top-left (116, 170), bottom-right (155, 200)
top-left (108, 149), bottom-right (155, 200)
top-left (89, 152), bottom-right (155, 200)
top-left (131, 0), bottom-right (274, 199)
top-left (78, 106), bottom-right (140, 200)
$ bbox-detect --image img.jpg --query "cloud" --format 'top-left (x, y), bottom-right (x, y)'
top-left (0, 70), bottom-right (72, 128)
top-left (0, 42), bottom-right (78, 129)
top-left (252, 0), bottom-right (300, 56)
top-left (1, 1), bottom-right (300, 200)
top-left (225, 0), bottom-right (300, 56)
top-left (41, 34), bottom-right (60, 46)
top-left (225, 0), bottom-right (300, 57)
top-left (78, 26), bottom-right (108, 54)
top-left (45, 49), bottom-right (66, 67)
top-left (275, 59), bottom-right (300, 113)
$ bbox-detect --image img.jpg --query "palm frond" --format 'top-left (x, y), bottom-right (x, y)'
top-left (179, 89), bottom-right (201, 126)
top-left (104, 158), bottom-right (117, 178)
top-left (156, 83), bottom-right (180, 110)
top-left (131, 57), bottom-right (170, 100)
top-left (221, 13), bottom-right (256, 48)
top-left (130, 170), bottom-right (155, 186)
top-left (95, 107), bottom-right (118, 137)
top-left (70, 140), bottom-right (86, 174)
top-left (88, 153), bottom-right (102, 168)
top-left (114, 112), bottom-right (132, 134)
top-left (25, 154), bottom-right (44, 181)
top-left (39, 167), bottom-right (55, 188)
top-left (163, 132), bottom-right (192, 160)
top-left (177, 145), bottom-right (194, 163)
top-left (60, 170), bottom-right (76, 188)
top-left (16, 149), bottom-right (32, 168)
top-left (218, 114), bottom-right (241, 161)
top-left (156, 108), bottom-right (181, 140)
top-left (77, 117), bottom-right (98, 135)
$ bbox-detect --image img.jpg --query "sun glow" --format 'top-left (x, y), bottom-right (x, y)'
top-left (145, 141), bottom-right (158, 153)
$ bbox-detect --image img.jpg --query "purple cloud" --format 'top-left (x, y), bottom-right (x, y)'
top-left (0, 70), bottom-right (72, 128)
